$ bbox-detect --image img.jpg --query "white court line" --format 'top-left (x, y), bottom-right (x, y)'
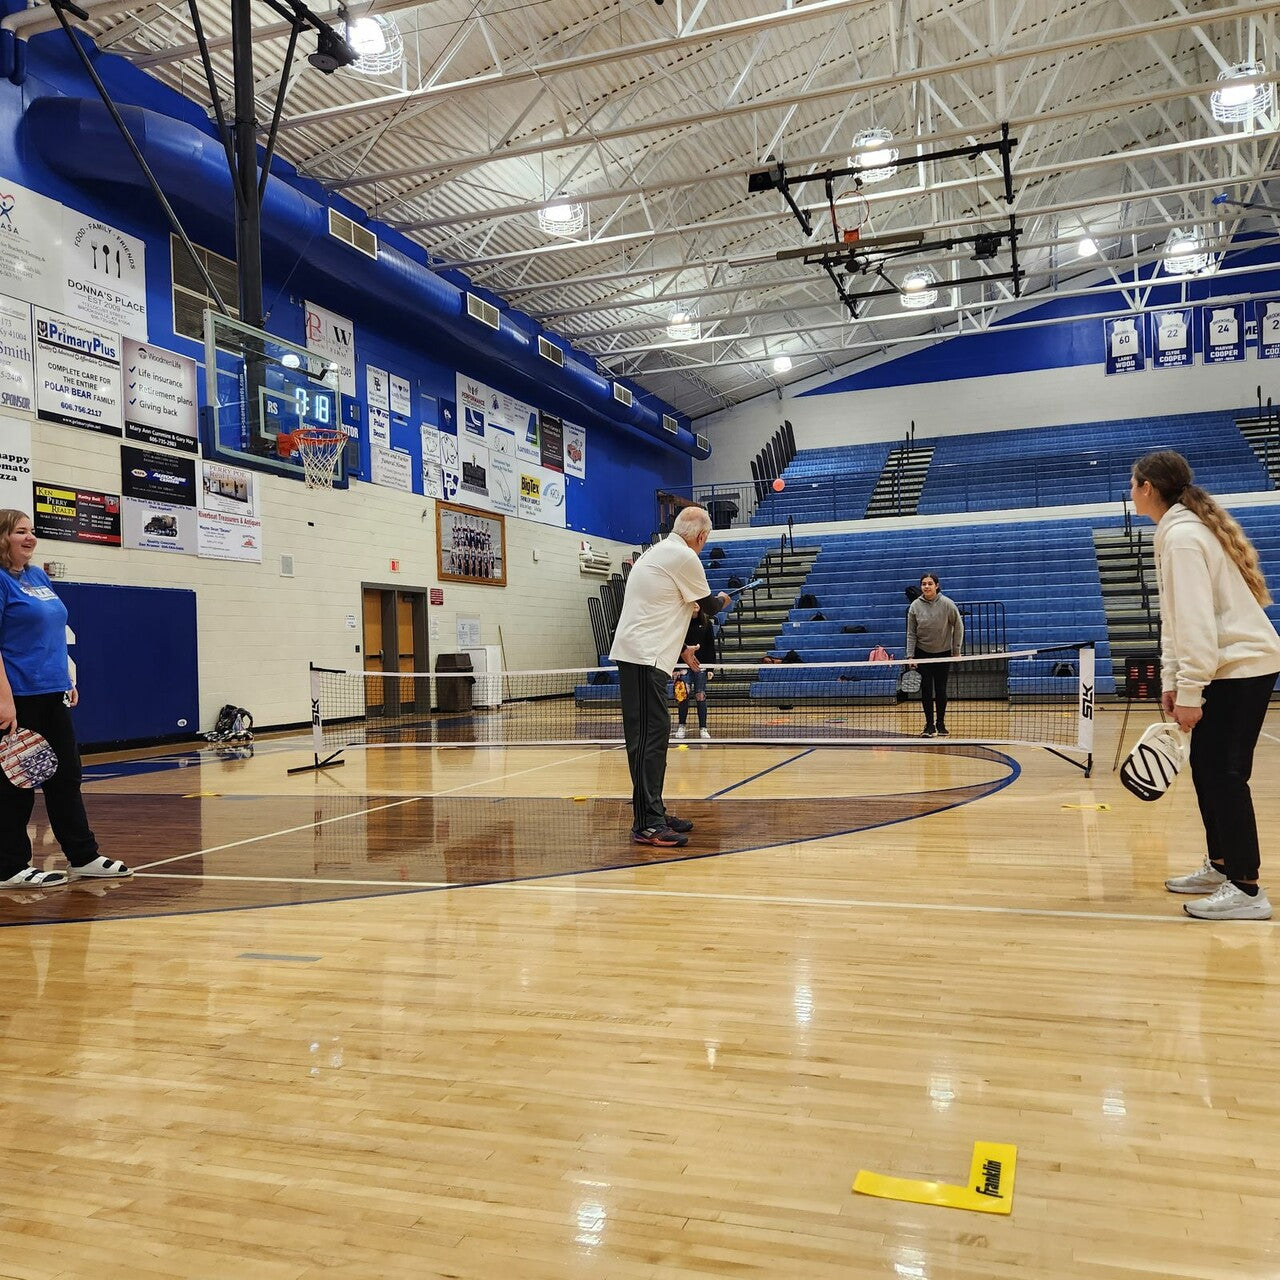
top-left (1262, 731), bottom-right (1280, 744)
top-left (474, 880), bottom-right (1258, 926)
top-left (131, 745), bottom-right (610, 872)
top-left (137, 872), bottom-right (453, 889)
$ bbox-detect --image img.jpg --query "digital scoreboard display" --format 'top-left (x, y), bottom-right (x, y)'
top-left (259, 365), bottom-right (338, 440)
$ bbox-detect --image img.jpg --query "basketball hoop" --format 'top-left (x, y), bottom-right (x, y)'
top-left (295, 427), bottom-right (346, 489)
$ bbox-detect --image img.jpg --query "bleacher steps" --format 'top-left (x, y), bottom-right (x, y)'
top-left (1093, 528), bottom-right (1159, 685)
top-left (716, 544), bottom-right (822, 668)
top-left (1236, 417), bottom-right (1280, 488)
top-left (863, 446), bottom-right (934, 519)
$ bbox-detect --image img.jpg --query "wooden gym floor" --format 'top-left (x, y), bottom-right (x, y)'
top-left (2, 709), bottom-right (1279, 1279)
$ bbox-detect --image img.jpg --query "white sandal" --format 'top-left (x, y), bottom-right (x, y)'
top-left (1, 867), bottom-right (70, 888)
top-left (72, 857), bottom-right (133, 880)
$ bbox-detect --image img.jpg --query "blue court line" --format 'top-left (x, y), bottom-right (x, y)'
top-left (706, 748), bottom-right (814, 799)
top-left (0, 750), bottom-right (1022, 930)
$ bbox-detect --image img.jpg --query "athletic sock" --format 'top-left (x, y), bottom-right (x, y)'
top-left (1233, 881), bottom-right (1260, 897)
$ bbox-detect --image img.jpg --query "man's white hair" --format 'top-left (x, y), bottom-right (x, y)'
top-left (672, 506), bottom-right (712, 540)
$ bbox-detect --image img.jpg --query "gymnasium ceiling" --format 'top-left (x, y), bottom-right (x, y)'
top-left (16, 0), bottom-right (1280, 421)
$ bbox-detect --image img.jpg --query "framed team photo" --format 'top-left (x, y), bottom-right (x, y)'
top-left (436, 500), bottom-right (506, 586)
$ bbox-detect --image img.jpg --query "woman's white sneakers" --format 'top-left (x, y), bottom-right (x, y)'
top-left (1165, 858), bottom-right (1228, 894)
top-left (1183, 882), bottom-right (1273, 921)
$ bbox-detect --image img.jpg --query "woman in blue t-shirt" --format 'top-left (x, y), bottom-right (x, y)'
top-left (0, 510), bottom-right (131, 888)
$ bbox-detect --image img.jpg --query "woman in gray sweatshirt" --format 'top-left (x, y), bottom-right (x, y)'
top-left (906, 573), bottom-right (964, 736)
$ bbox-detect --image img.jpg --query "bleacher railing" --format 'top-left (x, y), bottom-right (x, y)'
top-left (672, 438), bottom-right (1273, 529)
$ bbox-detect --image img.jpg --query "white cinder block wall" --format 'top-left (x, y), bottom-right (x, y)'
top-left (698, 356), bottom-right (1264, 486)
top-left (32, 425), bottom-right (632, 732)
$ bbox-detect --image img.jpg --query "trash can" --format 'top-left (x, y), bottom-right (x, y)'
top-left (434, 653), bottom-right (474, 712)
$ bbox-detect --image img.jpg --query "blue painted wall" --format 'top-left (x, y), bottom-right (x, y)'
top-left (804, 241), bottom-right (1280, 396)
top-left (0, 26), bottom-right (691, 543)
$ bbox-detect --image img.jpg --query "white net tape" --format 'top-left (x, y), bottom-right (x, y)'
top-left (298, 430), bottom-right (345, 489)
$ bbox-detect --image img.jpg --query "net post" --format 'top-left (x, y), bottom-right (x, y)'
top-left (286, 662), bottom-right (346, 774)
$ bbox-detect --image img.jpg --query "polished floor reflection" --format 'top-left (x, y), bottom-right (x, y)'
top-left (1, 715), bottom-right (1278, 1278)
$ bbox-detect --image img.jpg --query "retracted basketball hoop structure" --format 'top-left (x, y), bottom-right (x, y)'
top-left (747, 123), bottom-right (1023, 319)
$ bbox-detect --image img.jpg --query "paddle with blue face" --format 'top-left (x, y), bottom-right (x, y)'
top-left (724, 578), bottom-right (764, 599)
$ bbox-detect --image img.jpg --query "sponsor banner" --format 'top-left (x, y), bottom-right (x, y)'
top-left (121, 497), bottom-right (196, 553)
top-left (1148, 309), bottom-right (1192, 369)
top-left (539, 412), bottom-right (564, 471)
top-left (197, 510), bottom-right (262, 562)
top-left (1204, 303), bottom-right (1246, 364)
top-left (33, 307), bottom-right (123, 433)
top-left (488, 451), bottom-right (518, 516)
top-left (488, 425), bottom-right (514, 456)
top-left (121, 444), bottom-right (197, 507)
top-left (304, 300), bottom-right (356, 397)
top-left (460, 437), bottom-right (492, 504)
top-left (0, 414), bottom-right (32, 514)
top-left (0, 296), bottom-right (34, 413)
top-left (1103, 316), bottom-right (1143, 374)
top-left (368, 404), bottom-right (390, 448)
top-left (34, 482), bottom-right (120, 545)
top-left (439, 398), bottom-right (457, 436)
top-left (439, 430), bottom-right (460, 501)
top-left (122, 339), bottom-right (198, 451)
top-left (61, 210), bottom-right (147, 338)
top-left (456, 375), bottom-right (487, 439)
top-left (564, 422), bottom-right (586, 479)
top-left (515, 406), bottom-right (540, 465)
top-left (0, 179), bottom-right (63, 311)
top-left (1256, 298), bottom-right (1280, 359)
top-left (518, 462), bottom-right (567, 528)
top-left (201, 460), bottom-right (257, 517)
top-left (390, 373), bottom-right (411, 418)
top-left (366, 364), bottom-right (389, 412)
top-left (371, 444), bottom-right (413, 490)
top-left (421, 425), bottom-right (443, 499)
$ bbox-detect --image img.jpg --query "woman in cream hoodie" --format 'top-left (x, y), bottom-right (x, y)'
top-left (1131, 450), bottom-right (1280, 920)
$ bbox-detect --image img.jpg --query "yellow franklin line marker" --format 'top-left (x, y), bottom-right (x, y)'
top-left (1061, 802), bottom-right (1110, 811)
top-left (853, 1141), bottom-right (1016, 1214)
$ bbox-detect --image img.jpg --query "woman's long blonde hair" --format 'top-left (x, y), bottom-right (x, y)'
top-left (1132, 451), bottom-right (1271, 605)
top-left (0, 509), bottom-right (32, 573)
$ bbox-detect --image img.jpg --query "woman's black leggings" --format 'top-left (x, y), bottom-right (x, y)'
top-left (916, 649), bottom-right (951, 729)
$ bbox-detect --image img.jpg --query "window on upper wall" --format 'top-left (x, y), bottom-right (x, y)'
top-left (170, 235), bottom-right (239, 341)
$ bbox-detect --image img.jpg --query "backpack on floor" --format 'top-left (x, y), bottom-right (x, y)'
top-left (868, 645), bottom-right (892, 662)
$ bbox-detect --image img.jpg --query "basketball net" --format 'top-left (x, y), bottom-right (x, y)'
top-left (296, 428), bottom-right (346, 490)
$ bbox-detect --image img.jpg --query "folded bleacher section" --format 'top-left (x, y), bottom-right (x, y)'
top-left (749, 441), bottom-right (893, 526)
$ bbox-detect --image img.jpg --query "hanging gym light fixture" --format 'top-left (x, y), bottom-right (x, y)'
top-left (1210, 61), bottom-right (1273, 123)
top-left (851, 127), bottom-right (899, 184)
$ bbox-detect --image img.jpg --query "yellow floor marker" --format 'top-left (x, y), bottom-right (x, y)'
top-left (1061, 802), bottom-right (1109, 811)
top-left (853, 1142), bottom-right (1016, 1215)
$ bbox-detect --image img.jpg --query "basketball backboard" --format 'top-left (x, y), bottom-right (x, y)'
top-left (202, 309), bottom-right (352, 487)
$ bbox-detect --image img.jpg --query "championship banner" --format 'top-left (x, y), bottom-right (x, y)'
top-left (0, 296), bottom-right (35, 413)
top-left (1148, 309), bottom-right (1192, 369)
top-left (33, 308), bottom-right (123, 434)
top-left (1103, 316), bottom-right (1143, 374)
top-left (1203, 303), bottom-right (1245, 364)
top-left (1256, 298), bottom-right (1280, 359)
top-left (122, 339), bottom-right (198, 452)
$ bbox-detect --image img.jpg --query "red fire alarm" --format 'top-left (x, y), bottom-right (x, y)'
top-left (389, 559), bottom-right (400, 573)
